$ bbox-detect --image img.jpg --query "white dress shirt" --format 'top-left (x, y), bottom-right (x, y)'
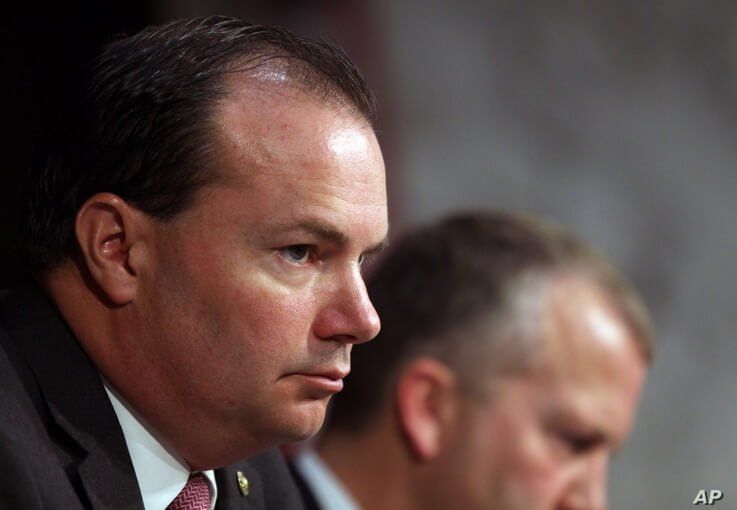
top-left (293, 449), bottom-right (361, 510)
top-left (104, 383), bottom-right (218, 510)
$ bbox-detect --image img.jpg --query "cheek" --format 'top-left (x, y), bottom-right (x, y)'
top-left (506, 448), bottom-right (572, 508)
top-left (217, 271), bottom-right (320, 361)
top-left (157, 230), bottom-right (321, 376)
top-left (481, 413), bottom-right (568, 506)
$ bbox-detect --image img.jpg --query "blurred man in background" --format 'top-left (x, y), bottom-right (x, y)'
top-left (0, 16), bottom-right (387, 509)
top-left (291, 211), bottom-right (652, 510)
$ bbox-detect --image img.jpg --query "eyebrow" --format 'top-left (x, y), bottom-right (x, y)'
top-left (275, 219), bottom-right (389, 254)
top-left (364, 235), bottom-right (390, 256)
top-left (545, 408), bottom-right (619, 451)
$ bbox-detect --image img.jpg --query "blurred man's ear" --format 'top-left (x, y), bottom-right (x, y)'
top-left (75, 193), bottom-right (150, 305)
top-left (395, 358), bottom-right (459, 461)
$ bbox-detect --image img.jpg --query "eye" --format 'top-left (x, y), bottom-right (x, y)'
top-left (279, 245), bottom-right (314, 265)
top-left (558, 431), bottom-right (601, 455)
top-left (358, 251), bottom-right (380, 267)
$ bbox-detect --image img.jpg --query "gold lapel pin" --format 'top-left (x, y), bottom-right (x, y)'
top-left (236, 471), bottom-right (249, 497)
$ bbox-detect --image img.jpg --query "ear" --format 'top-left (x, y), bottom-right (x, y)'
top-left (395, 358), bottom-right (459, 462)
top-left (75, 192), bottom-right (150, 305)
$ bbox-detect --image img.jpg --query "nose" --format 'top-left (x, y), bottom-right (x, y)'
top-left (561, 456), bottom-right (608, 510)
top-left (312, 268), bottom-right (381, 344)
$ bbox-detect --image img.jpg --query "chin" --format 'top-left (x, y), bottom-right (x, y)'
top-left (283, 398), bottom-right (330, 440)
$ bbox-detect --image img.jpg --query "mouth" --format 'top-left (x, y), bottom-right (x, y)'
top-left (289, 367), bottom-right (350, 395)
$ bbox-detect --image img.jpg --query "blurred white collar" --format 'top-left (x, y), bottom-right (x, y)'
top-left (294, 449), bottom-right (361, 510)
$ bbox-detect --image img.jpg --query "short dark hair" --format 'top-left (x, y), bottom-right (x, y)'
top-left (21, 16), bottom-right (376, 270)
top-left (327, 211), bottom-right (653, 432)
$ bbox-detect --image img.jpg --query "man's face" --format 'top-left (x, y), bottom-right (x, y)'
top-left (440, 277), bottom-right (647, 510)
top-left (130, 86), bottom-right (387, 464)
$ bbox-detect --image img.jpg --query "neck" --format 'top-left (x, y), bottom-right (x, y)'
top-left (317, 413), bottom-right (420, 510)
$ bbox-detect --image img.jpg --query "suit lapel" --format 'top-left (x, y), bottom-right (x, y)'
top-left (215, 462), bottom-right (264, 509)
top-left (215, 450), bottom-right (309, 510)
top-left (0, 284), bottom-right (144, 510)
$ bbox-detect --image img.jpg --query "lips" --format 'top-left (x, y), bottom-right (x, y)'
top-left (289, 366), bottom-right (350, 395)
top-left (306, 366), bottom-right (350, 381)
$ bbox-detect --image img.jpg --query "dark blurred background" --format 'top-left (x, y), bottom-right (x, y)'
top-left (2, 2), bottom-right (736, 507)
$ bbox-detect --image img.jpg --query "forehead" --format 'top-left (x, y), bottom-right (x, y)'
top-left (212, 80), bottom-right (381, 179)
top-left (190, 80), bottom-right (387, 241)
top-left (537, 276), bottom-right (644, 377)
top-left (216, 76), bottom-right (367, 144)
top-left (468, 276), bottom-right (647, 444)
top-left (525, 276), bottom-right (648, 438)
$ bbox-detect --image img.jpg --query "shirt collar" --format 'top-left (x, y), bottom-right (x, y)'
top-left (104, 382), bottom-right (218, 510)
top-left (294, 449), bottom-right (361, 510)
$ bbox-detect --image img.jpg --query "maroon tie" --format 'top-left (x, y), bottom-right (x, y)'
top-left (167, 473), bottom-right (211, 510)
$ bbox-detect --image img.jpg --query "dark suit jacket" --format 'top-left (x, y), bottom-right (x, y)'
top-left (0, 283), bottom-right (306, 510)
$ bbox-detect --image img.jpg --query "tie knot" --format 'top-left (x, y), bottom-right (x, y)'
top-left (167, 473), bottom-right (211, 510)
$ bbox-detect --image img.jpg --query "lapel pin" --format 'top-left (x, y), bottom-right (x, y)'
top-left (236, 470), bottom-right (249, 497)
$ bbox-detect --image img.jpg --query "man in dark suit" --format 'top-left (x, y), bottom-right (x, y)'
top-left (0, 16), bottom-right (387, 509)
top-left (292, 212), bottom-right (653, 510)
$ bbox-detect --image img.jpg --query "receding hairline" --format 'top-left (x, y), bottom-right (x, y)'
top-left (448, 267), bottom-right (652, 400)
top-left (221, 48), bottom-right (376, 120)
top-left (166, 58), bottom-right (378, 204)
